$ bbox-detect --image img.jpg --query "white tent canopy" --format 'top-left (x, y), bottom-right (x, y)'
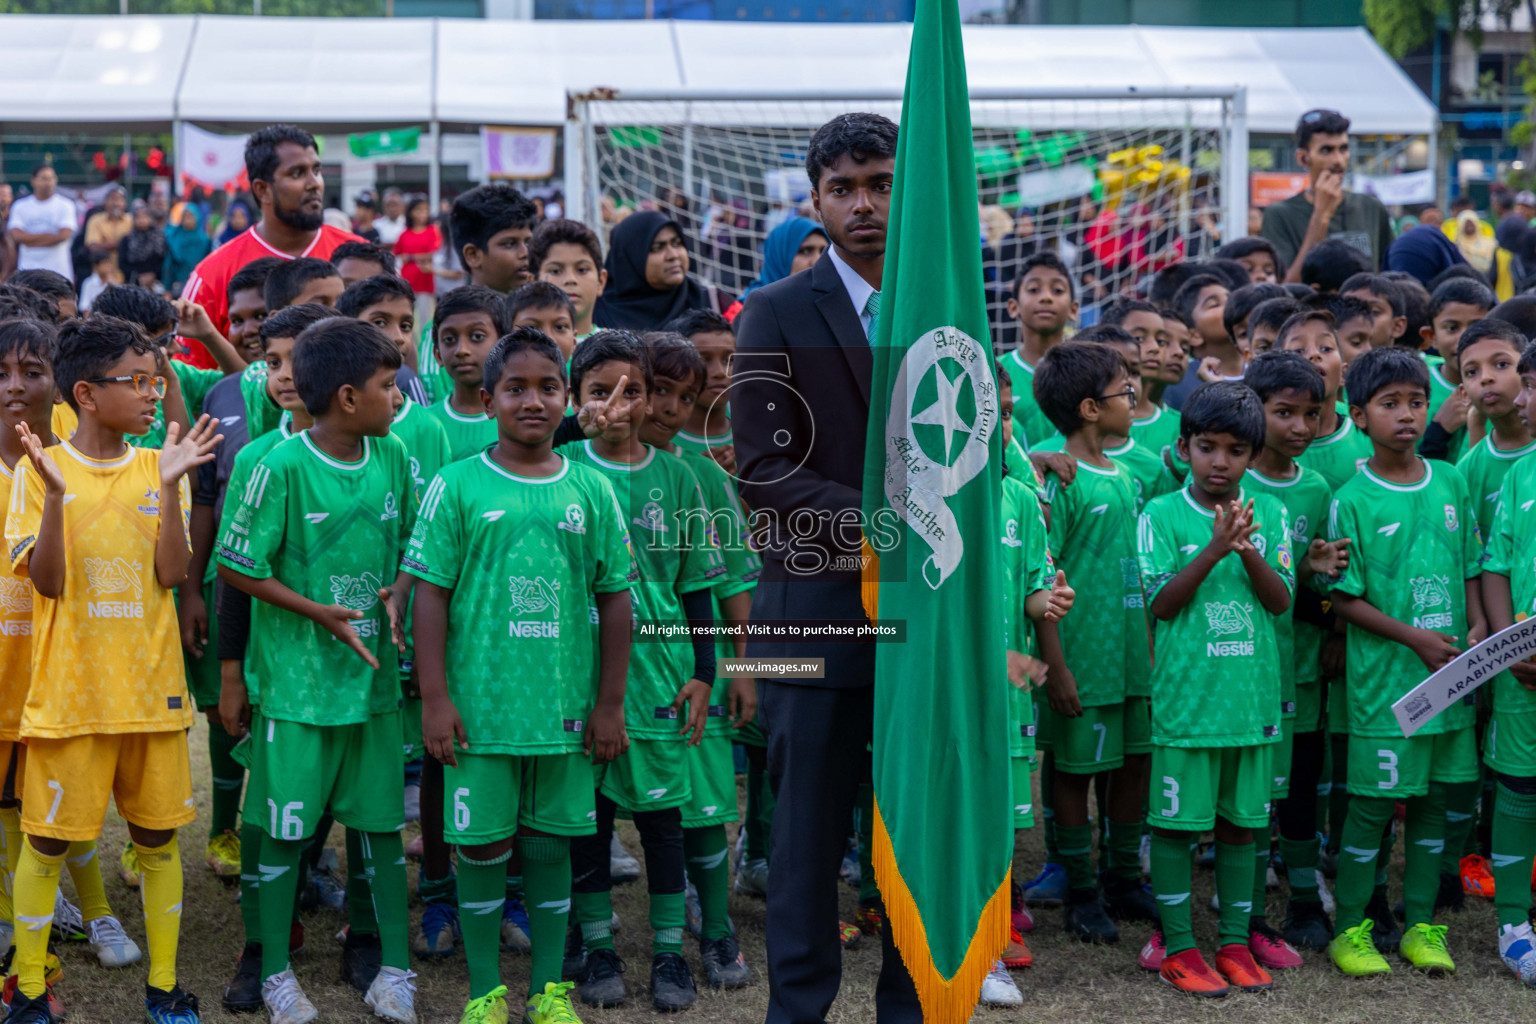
top-left (0, 15), bottom-right (1435, 136)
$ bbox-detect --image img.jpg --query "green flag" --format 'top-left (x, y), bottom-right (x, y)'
top-left (859, 0), bottom-right (1010, 1018)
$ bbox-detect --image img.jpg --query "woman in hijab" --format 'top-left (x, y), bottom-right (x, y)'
top-left (723, 216), bottom-right (828, 321)
top-left (1454, 208), bottom-right (1497, 274)
top-left (592, 211), bottom-right (713, 331)
top-left (217, 200), bottom-right (251, 247)
top-left (118, 201), bottom-right (168, 288)
top-left (163, 205), bottom-right (212, 295)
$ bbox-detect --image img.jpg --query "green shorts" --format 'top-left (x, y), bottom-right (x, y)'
top-left (242, 709), bottom-right (406, 838)
top-left (596, 737), bottom-right (689, 812)
top-left (736, 721), bottom-right (767, 748)
top-left (1294, 680), bottom-right (1324, 735)
top-left (1484, 711), bottom-right (1536, 777)
top-left (1038, 701), bottom-right (1124, 774)
top-left (1271, 717), bottom-right (1294, 799)
top-left (681, 735), bottom-right (739, 828)
top-left (402, 698), bottom-right (423, 763)
top-left (1147, 743), bottom-right (1273, 831)
top-left (1011, 756), bottom-right (1034, 829)
top-left (1346, 726), bottom-right (1480, 799)
top-left (1124, 697), bottom-right (1151, 756)
top-left (443, 751), bottom-right (596, 843)
top-left (180, 579), bottom-right (220, 711)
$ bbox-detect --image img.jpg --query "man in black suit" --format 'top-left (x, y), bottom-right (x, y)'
top-left (732, 113), bottom-right (922, 1024)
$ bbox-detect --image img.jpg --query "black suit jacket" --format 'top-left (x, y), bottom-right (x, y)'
top-left (733, 253), bottom-right (876, 687)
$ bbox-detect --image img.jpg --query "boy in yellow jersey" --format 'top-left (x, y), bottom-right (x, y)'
top-left (4, 315), bottom-right (221, 1024)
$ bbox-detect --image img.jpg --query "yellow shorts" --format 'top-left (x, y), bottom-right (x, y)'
top-left (22, 732), bottom-right (194, 840)
top-left (0, 741), bottom-right (24, 804)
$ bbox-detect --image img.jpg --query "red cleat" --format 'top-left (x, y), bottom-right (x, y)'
top-left (1001, 927), bottom-right (1033, 969)
top-left (1215, 942), bottom-right (1274, 991)
top-left (1010, 881), bottom-right (1035, 933)
top-left (1138, 929), bottom-right (1166, 971)
top-left (1159, 947), bottom-right (1228, 997)
top-left (1249, 922), bottom-right (1304, 969)
top-left (1460, 854), bottom-right (1494, 899)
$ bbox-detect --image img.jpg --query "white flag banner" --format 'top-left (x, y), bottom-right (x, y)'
top-left (178, 124), bottom-right (250, 191)
top-left (1393, 618), bottom-right (1536, 737)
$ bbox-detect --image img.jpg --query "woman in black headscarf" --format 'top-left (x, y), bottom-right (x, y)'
top-left (593, 211), bottom-right (712, 331)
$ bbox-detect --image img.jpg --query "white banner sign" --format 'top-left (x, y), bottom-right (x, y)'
top-left (1393, 618), bottom-right (1536, 736)
top-left (1352, 169), bottom-right (1435, 206)
top-left (178, 123), bottom-right (250, 192)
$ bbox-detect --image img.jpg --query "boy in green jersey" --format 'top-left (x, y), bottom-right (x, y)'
top-left (1325, 346), bottom-right (1486, 977)
top-left (557, 331), bottom-right (724, 1012)
top-left (1172, 274), bottom-right (1240, 380)
top-left (665, 310), bottom-right (738, 472)
top-left (1316, 294), bottom-right (1378, 379)
top-left (1223, 282), bottom-right (1288, 358)
top-left (1448, 319), bottom-right (1536, 905)
top-left (1137, 382), bottom-right (1296, 997)
top-left (1242, 352), bottom-right (1350, 957)
top-left (1283, 311), bottom-right (1373, 492)
top-left (426, 286), bottom-right (509, 463)
top-left (1476, 337), bottom-right (1536, 986)
top-left (1103, 298), bottom-right (1181, 462)
top-left (216, 318), bottom-right (420, 1024)
top-left (1340, 273), bottom-right (1408, 349)
top-left (405, 327), bottom-right (635, 1024)
top-left (531, 218), bottom-right (608, 340)
top-left (1419, 277), bottom-right (1496, 464)
top-left (1242, 297), bottom-right (1302, 359)
top-left (1001, 253), bottom-right (1078, 450)
top-left (509, 282), bottom-right (579, 364)
top-left (1031, 342), bottom-right (1156, 941)
top-left (637, 332), bottom-right (759, 988)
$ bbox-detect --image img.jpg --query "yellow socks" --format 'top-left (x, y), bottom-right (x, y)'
top-left (64, 840), bottom-right (111, 923)
top-left (0, 805), bottom-right (22, 929)
top-left (13, 840), bottom-right (62, 999)
top-left (135, 836), bottom-right (183, 992)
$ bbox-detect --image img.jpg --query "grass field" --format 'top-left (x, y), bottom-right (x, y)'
top-left (47, 717), bottom-right (1536, 1023)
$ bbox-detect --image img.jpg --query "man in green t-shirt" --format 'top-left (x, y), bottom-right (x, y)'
top-left (1260, 109), bottom-right (1395, 282)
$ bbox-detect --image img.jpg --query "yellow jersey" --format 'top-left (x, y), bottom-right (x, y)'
top-left (0, 462), bottom-right (34, 742)
top-left (5, 442), bottom-right (193, 739)
top-left (50, 401), bottom-right (76, 442)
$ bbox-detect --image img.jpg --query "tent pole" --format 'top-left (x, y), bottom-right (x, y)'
top-left (172, 119), bottom-right (182, 198)
top-left (428, 121), bottom-right (441, 217)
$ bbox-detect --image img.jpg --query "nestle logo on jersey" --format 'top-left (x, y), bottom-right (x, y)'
top-left (1414, 613), bottom-right (1455, 629)
top-left (89, 602), bottom-right (143, 618)
top-left (0, 621), bottom-right (30, 635)
top-left (510, 621), bottom-right (559, 638)
top-left (1207, 640), bottom-right (1255, 657)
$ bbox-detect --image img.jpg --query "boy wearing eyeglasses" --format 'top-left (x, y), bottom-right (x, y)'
top-left (3, 315), bottom-right (222, 1024)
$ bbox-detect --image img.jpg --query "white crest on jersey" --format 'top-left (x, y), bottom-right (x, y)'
top-left (508, 576), bottom-right (560, 615)
top-left (84, 557), bottom-right (143, 600)
top-left (558, 503), bottom-right (587, 534)
top-left (330, 572), bottom-right (383, 611)
top-left (1411, 574), bottom-right (1452, 611)
top-left (0, 578), bottom-right (31, 615)
top-left (1204, 600), bottom-right (1254, 638)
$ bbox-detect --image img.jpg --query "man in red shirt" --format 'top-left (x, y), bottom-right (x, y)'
top-left (179, 125), bottom-right (360, 367)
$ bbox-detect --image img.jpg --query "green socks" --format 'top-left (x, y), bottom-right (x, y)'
top-left (649, 890), bottom-right (685, 956)
top-left (459, 848), bottom-right (513, 1000)
top-left (345, 828), bottom-right (378, 937)
top-left (358, 831), bottom-right (409, 970)
top-left (1440, 780), bottom-right (1479, 875)
top-left (573, 890), bottom-right (615, 952)
top-left (1056, 822), bottom-right (1095, 894)
top-left (1251, 842), bottom-right (1270, 925)
top-left (1279, 835), bottom-right (1320, 903)
top-left (1040, 755), bottom-right (1058, 864)
top-left (208, 725), bottom-right (244, 838)
top-left (258, 835), bottom-right (305, 980)
top-left (1401, 785), bottom-right (1447, 930)
top-left (1108, 818), bottom-right (1143, 883)
top-left (1492, 782), bottom-right (1536, 929)
top-left (419, 870), bottom-right (457, 907)
top-left (1215, 841), bottom-right (1255, 947)
top-left (1150, 833), bottom-right (1195, 955)
top-left (519, 835), bottom-right (571, 998)
top-left (683, 826), bottom-right (732, 940)
top-left (1333, 795), bottom-right (1394, 934)
top-left (239, 822), bottom-right (263, 942)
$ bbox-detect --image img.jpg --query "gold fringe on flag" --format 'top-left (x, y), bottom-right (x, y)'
top-left (860, 535), bottom-right (880, 621)
top-left (872, 798), bottom-right (1010, 1024)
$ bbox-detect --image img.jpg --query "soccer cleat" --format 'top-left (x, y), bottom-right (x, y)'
top-left (1280, 900), bottom-right (1332, 952)
top-left (609, 834), bottom-right (641, 884)
top-left (978, 961), bottom-right (1022, 1007)
top-left (837, 921), bottom-right (862, 949)
top-left (1214, 943), bottom-right (1274, 991)
top-left (1, 974), bottom-right (63, 1022)
top-left (683, 881), bottom-right (702, 939)
top-left (524, 981), bottom-right (582, 1024)
top-left (1062, 890), bottom-right (1119, 944)
top-left (1316, 871), bottom-right (1336, 914)
top-left (306, 867), bottom-right (347, 912)
top-left (1100, 873), bottom-right (1159, 924)
top-left (85, 914), bottom-right (142, 968)
top-left (457, 984), bottom-right (508, 1024)
top-left (363, 965), bottom-right (418, 1023)
top-left (205, 831), bottom-right (242, 879)
top-left (734, 858), bottom-right (768, 898)
top-left (1140, 832), bottom-right (1152, 878)
top-left (561, 925), bottom-right (586, 982)
top-left (1196, 844), bottom-right (1216, 869)
top-left (262, 969), bottom-right (318, 1024)
top-left (576, 948), bottom-right (627, 1008)
top-left (0, 989), bottom-right (56, 1024)
top-left (1138, 929), bottom-right (1166, 971)
top-left (1498, 922), bottom-right (1536, 986)
top-left (222, 941), bottom-right (264, 1013)
top-left (1001, 927), bottom-right (1032, 969)
top-left (1009, 881), bottom-right (1034, 933)
top-left (699, 933), bottom-right (751, 990)
top-left (341, 929), bottom-right (384, 994)
top-left (855, 899), bottom-right (884, 936)
top-left (1021, 863), bottom-right (1067, 907)
top-left (649, 952), bottom-right (696, 1012)
top-left (51, 894), bottom-right (85, 943)
top-left (120, 844), bottom-right (142, 887)
top-left (1461, 854), bottom-right (1494, 899)
top-left (1363, 893), bottom-right (1401, 952)
top-left (1158, 948), bottom-right (1228, 997)
top-left (1248, 920), bottom-right (1303, 970)
top-left (410, 901), bottom-right (460, 957)
top-left (144, 983), bottom-right (202, 1024)
top-left (501, 899), bottom-right (532, 952)
top-left (1399, 922), bottom-right (1455, 974)
top-left (402, 783), bottom-right (421, 824)
top-left (1328, 920), bottom-right (1391, 976)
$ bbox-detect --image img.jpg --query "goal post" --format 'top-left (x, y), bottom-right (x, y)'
top-left (566, 85), bottom-right (1247, 338)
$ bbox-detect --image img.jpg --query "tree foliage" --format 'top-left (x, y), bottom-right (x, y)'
top-left (1363, 0), bottom-right (1523, 59)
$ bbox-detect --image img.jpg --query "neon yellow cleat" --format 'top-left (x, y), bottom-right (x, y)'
top-left (1399, 922), bottom-right (1455, 973)
top-left (205, 831), bottom-right (242, 878)
top-left (1328, 920), bottom-right (1391, 976)
top-left (458, 983), bottom-right (509, 1024)
top-left (525, 981), bottom-right (584, 1024)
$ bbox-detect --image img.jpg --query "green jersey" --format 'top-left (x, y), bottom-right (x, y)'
top-left (1000, 349), bottom-right (1054, 450)
top-left (677, 449), bottom-right (760, 737)
top-left (1479, 458), bottom-right (1536, 715)
top-left (1244, 464), bottom-right (1335, 701)
top-left (1031, 435), bottom-right (1176, 514)
top-left (240, 362), bottom-right (284, 441)
top-left (210, 423), bottom-right (294, 600)
top-left (415, 337), bottom-right (454, 405)
top-left (428, 396), bottom-right (498, 463)
top-left (557, 441), bottom-right (726, 738)
top-left (216, 431), bottom-right (415, 726)
top-left (402, 452), bottom-right (635, 754)
top-left (1425, 356), bottom-right (1468, 464)
top-left (1001, 473), bottom-right (1052, 756)
top-left (127, 362), bottom-right (226, 449)
top-left (1327, 459), bottom-right (1482, 737)
top-left (674, 424), bottom-right (732, 461)
top-left (1458, 433), bottom-right (1536, 541)
top-left (391, 397), bottom-right (453, 505)
top-left (1137, 487), bottom-right (1293, 747)
top-left (1130, 406), bottom-right (1181, 468)
top-left (1042, 458), bottom-right (1143, 706)
top-left (1297, 414), bottom-right (1372, 492)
